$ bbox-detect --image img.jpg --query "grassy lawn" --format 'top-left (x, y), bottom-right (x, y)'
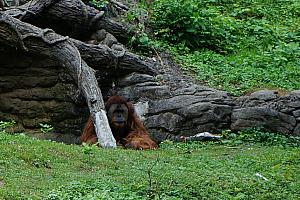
top-left (0, 132), bottom-right (299, 199)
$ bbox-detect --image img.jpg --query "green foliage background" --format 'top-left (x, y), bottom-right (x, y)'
top-left (136, 0), bottom-right (300, 95)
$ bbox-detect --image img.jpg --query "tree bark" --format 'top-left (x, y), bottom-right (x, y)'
top-left (4, 0), bottom-right (130, 42)
top-left (3, 0), bottom-right (157, 75)
top-left (0, 0), bottom-right (157, 147)
top-left (71, 39), bottom-right (158, 75)
top-left (0, 13), bottom-right (117, 148)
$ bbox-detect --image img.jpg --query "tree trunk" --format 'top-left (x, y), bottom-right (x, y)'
top-left (71, 39), bottom-right (157, 75)
top-left (4, 0), bottom-right (130, 42)
top-left (0, 0), bottom-right (158, 147)
top-left (0, 13), bottom-right (117, 148)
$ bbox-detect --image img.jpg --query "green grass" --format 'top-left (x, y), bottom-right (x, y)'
top-left (142, 0), bottom-right (300, 95)
top-left (0, 132), bottom-right (299, 199)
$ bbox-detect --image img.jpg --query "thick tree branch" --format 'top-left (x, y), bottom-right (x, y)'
top-left (3, 0), bottom-right (131, 42)
top-left (0, 13), bottom-right (117, 148)
top-left (71, 39), bottom-right (158, 75)
top-left (2, 0), bottom-right (156, 76)
top-left (3, 0), bottom-right (61, 19)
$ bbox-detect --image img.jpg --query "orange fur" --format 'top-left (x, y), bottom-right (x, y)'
top-left (80, 96), bottom-right (157, 150)
top-left (80, 117), bottom-right (97, 144)
top-left (123, 131), bottom-right (157, 150)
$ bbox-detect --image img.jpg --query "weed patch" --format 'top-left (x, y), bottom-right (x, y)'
top-left (0, 130), bottom-right (299, 199)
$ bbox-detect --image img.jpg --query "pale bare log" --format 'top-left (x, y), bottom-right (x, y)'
top-left (0, 13), bottom-right (117, 148)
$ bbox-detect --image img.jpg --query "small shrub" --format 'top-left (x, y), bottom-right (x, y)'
top-left (150, 0), bottom-right (237, 53)
top-left (0, 120), bottom-right (16, 132)
top-left (82, 143), bottom-right (98, 155)
top-left (88, 0), bottom-right (108, 8)
top-left (39, 123), bottom-right (54, 134)
top-left (222, 129), bottom-right (300, 147)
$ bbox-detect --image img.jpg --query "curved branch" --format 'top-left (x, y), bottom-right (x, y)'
top-left (71, 39), bottom-right (158, 75)
top-left (0, 13), bottom-right (117, 148)
top-left (3, 0), bottom-right (131, 42)
top-left (3, 0), bottom-right (61, 19)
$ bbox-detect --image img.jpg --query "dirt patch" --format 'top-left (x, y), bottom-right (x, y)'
top-left (0, 180), bottom-right (5, 187)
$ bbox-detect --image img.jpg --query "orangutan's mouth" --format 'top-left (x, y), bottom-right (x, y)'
top-left (114, 121), bottom-right (125, 124)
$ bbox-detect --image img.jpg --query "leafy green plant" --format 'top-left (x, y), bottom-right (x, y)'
top-left (129, 32), bottom-right (152, 51)
top-left (221, 129), bottom-right (300, 147)
top-left (0, 120), bottom-right (16, 132)
top-left (123, 3), bottom-right (156, 53)
top-left (150, 0), bottom-right (238, 53)
top-left (89, 0), bottom-right (108, 8)
top-left (39, 123), bottom-right (54, 134)
top-left (46, 181), bottom-right (142, 200)
top-left (81, 142), bottom-right (98, 155)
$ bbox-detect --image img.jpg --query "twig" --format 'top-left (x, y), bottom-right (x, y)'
top-left (152, 47), bottom-right (164, 67)
top-left (110, 0), bottom-right (129, 11)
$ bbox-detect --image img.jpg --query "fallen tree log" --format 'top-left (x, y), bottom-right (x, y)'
top-left (71, 39), bottom-right (158, 75)
top-left (0, 13), bottom-right (117, 148)
top-left (3, 0), bottom-right (157, 75)
top-left (0, 0), bottom-right (158, 147)
top-left (4, 0), bottom-right (130, 42)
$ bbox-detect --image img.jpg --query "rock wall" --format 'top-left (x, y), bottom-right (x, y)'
top-left (0, 50), bottom-right (89, 143)
top-left (115, 72), bottom-right (300, 142)
top-left (0, 49), bottom-right (299, 144)
top-left (232, 90), bottom-right (300, 135)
